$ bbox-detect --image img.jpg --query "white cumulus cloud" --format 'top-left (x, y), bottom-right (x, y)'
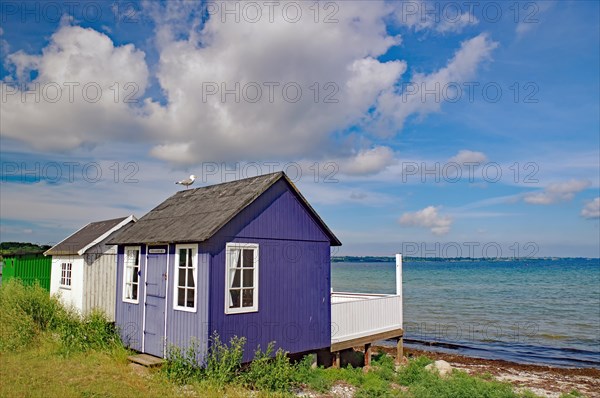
top-left (449, 150), bottom-right (488, 164)
top-left (141, 1), bottom-right (406, 163)
top-left (338, 146), bottom-right (396, 176)
top-left (581, 197), bottom-right (600, 219)
top-left (1, 1), bottom-right (499, 167)
top-left (524, 180), bottom-right (591, 205)
top-left (1, 24), bottom-right (149, 151)
top-left (399, 206), bottom-right (453, 235)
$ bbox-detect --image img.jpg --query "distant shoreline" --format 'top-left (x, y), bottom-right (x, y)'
top-left (332, 256), bottom-right (600, 262)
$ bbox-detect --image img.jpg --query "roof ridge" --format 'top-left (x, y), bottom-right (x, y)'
top-left (175, 171), bottom-right (284, 195)
top-left (88, 216), bottom-right (129, 224)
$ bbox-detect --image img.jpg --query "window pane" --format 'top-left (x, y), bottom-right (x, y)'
top-left (179, 249), bottom-right (187, 267)
top-left (134, 250), bottom-right (140, 266)
top-left (126, 251), bottom-right (135, 267)
top-left (234, 249), bottom-right (242, 268)
top-left (187, 288), bottom-right (195, 307)
top-left (243, 269), bottom-right (253, 288)
top-left (188, 249), bottom-right (193, 268)
top-left (178, 268), bottom-right (186, 287)
top-left (229, 289), bottom-right (241, 308)
top-left (132, 284), bottom-right (138, 300)
top-left (242, 289), bottom-right (253, 307)
top-left (178, 288), bottom-right (185, 307)
top-left (231, 269), bottom-right (241, 288)
top-left (243, 249), bottom-right (254, 268)
top-left (187, 268), bottom-right (195, 288)
top-left (132, 268), bottom-right (139, 283)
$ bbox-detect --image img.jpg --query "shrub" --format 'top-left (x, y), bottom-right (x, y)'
top-left (372, 353), bottom-right (396, 381)
top-left (0, 299), bottom-right (38, 351)
top-left (204, 333), bottom-right (245, 385)
top-left (242, 342), bottom-right (296, 392)
top-left (396, 356), bottom-right (433, 385)
top-left (408, 368), bottom-right (518, 398)
top-left (56, 309), bottom-right (121, 355)
top-left (0, 280), bottom-right (64, 351)
top-left (0, 279), bottom-right (122, 355)
top-left (333, 365), bottom-right (366, 387)
top-left (163, 340), bottom-right (203, 384)
top-left (355, 377), bottom-right (398, 398)
top-left (293, 355), bottom-right (333, 393)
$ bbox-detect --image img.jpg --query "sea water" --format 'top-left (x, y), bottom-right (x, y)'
top-left (331, 258), bottom-right (600, 368)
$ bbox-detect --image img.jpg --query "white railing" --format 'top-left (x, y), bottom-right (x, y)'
top-left (331, 254), bottom-right (403, 344)
top-left (331, 292), bottom-right (390, 303)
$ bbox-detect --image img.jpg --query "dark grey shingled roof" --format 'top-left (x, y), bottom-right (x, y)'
top-left (108, 172), bottom-right (341, 246)
top-left (45, 216), bottom-right (131, 256)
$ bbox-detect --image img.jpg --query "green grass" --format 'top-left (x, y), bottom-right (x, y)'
top-left (0, 336), bottom-right (272, 398)
top-left (0, 280), bottom-right (548, 397)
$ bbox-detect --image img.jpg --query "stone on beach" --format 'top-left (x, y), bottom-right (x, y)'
top-left (425, 360), bottom-right (453, 377)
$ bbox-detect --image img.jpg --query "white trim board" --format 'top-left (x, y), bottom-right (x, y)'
top-left (78, 215), bottom-right (137, 256)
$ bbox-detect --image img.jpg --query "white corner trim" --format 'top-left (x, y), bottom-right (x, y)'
top-left (163, 245), bottom-right (170, 357)
top-left (141, 246), bottom-right (147, 353)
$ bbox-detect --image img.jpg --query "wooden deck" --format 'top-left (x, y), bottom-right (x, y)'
top-left (331, 292), bottom-right (403, 343)
top-left (330, 327), bottom-right (404, 352)
top-left (329, 254), bottom-right (404, 366)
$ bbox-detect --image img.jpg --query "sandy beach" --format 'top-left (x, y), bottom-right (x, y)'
top-left (375, 345), bottom-right (600, 398)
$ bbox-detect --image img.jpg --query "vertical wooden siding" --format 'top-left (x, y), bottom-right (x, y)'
top-left (115, 245), bottom-right (146, 352)
top-left (2, 255), bottom-right (52, 291)
top-left (209, 180), bottom-right (333, 361)
top-left (222, 179), bottom-right (332, 242)
top-left (83, 247), bottom-right (117, 321)
top-left (165, 244), bottom-right (210, 358)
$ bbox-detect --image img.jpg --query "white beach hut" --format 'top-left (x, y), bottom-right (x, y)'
top-left (44, 216), bottom-right (136, 321)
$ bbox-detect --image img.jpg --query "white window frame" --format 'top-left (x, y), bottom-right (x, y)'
top-left (60, 262), bottom-right (72, 288)
top-left (123, 246), bottom-right (141, 304)
top-left (225, 243), bottom-right (259, 315)
top-left (173, 244), bottom-right (198, 313)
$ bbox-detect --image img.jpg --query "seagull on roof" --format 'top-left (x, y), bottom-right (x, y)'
top-left (175, 175), bottom-right (196, 189)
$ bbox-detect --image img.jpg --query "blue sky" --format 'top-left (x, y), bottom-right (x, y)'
top-left (1, 1), bottom-right (598, 257)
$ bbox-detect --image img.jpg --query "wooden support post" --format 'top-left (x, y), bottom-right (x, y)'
top-left (397, 337), bottom-right (404, 363)
top-left (364, 343), bottom-right (372, 367)
top-left (333, 351), bottom-right (340, 368)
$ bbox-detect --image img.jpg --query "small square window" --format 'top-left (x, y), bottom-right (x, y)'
top-left (60, 262), bottom-right (72, 287)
